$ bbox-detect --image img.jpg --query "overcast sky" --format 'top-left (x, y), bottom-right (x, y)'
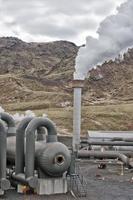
top-left (0, 0), bottom-right (126, 45)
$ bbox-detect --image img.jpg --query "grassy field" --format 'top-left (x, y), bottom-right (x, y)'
top-left (2, 101), bottom-right (133, 135)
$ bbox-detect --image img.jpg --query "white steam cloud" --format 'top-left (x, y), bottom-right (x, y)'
top-left (0, 106), bottom-right (47, 123)
top-left (13, 110), bottom-right (36, 123)
top-left (0, 106), bottom-right (5, 113)
top-left (75, 0), bottom-right (133, 80)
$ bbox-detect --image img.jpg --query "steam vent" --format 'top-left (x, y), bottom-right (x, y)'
top-left (72, 80), bottom-right (84, 152)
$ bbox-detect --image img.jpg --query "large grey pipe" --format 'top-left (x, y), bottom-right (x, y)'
top-left (0, 112), bottom-right (16, 136)
top-left (72, 80), bottom-right (84, 152)
top-left (25, 117), bottom-right (58, 178)
top-left (16, 117), bottom-right (48, 174)
top-left (81, 141), bottom-right (133, 146)
top-left (78, 150), bottom-right (133, 167)
top-left (7, 137), bottom-right (71, 177)
top-left (73, 87), bottom-right (82, 152)
top-left (15, 117), bottom-right (33, 174)
top-left (0, 120), bottom-right (10, 191)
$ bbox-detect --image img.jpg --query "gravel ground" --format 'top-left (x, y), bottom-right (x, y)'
top-left (1, 161), bottom-right (133, 200)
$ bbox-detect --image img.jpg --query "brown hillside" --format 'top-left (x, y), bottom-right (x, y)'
top-left (0, 37), bottom-right (133, 107)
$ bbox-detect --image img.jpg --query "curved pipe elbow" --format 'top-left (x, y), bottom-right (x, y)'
top-left (26, 117), bottom-right (57, 143)
top-left (0, 112), bottom-right (16, 136)
top-left (25, 117), bottom-right (58, 178)
top-left (117, 153), bottom-right (129, 166)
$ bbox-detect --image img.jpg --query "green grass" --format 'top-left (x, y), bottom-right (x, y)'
top-left (2, 101), bottom-right (133, 135)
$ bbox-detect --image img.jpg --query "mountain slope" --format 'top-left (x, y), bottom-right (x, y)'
top-left (0, 37), bottom-right (133, 107)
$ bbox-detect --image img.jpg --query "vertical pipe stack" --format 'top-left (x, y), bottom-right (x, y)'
top-left (0, 112), bottom-right (16, 136)
top-left (0, 120), bottom-right (6, 184)
top-left (0, 120), bottom-right (10, 193)
top-left (72, 80), bottom-right (84, 152)
top-left (15, 117), bottom-right (33, 174)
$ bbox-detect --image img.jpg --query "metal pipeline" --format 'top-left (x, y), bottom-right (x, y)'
top-left (109, 138), bottom-right (133, 142)
top-left (15, 117), bottom-right (50, 175)
top-left (12, 117), bottom-right (60, 187)
top-left (81, 145), bottom-right (133, 155)
top-left (15, 117), bottom-right (33, 174)
top-left (81, 140), bottom-right (133, 146)
top-left (36, 127), bottom-right (46, 141)
top-left (10, 172), bottom-right (38, 188)
top-left (0, 120), bottom-right (10, 191)
top-left (25, 117), bottom-right (58, 178)
top-left (0, 112), bottom-right (16, 136)
top-left (78, 150), bottom-right (133, 167)
top-left (7, 137), bottom-right (71, 177)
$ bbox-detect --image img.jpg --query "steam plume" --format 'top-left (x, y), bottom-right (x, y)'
top-left (75, 0), bottom-right (133, 80)
top-left (0, 106), bottom-right (47, 123)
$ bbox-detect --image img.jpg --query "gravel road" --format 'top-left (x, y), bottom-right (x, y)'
top-left (1, 161), bottom-right (133, 200)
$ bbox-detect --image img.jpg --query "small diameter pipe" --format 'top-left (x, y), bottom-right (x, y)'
top-left (0, 120), bottom-right (10, 191)
top-left (25, 117), bottom-right (58, 178)
top-left (0, 112), bottom-right (16, 136)
top-left (78, 150), bottom-right (133, 167)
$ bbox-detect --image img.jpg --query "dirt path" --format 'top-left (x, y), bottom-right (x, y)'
top-left (2, 161), bottom-right (133, 200)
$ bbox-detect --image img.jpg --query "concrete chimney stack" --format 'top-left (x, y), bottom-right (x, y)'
top-left (72, 80), bottom-right (84, 152)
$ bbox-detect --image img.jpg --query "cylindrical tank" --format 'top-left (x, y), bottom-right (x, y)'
top-left (36, 142), bottom-right (71, 177)
top-left (7, 137), bottom-right (71, 177)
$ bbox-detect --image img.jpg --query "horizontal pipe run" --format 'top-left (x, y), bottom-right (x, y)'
top-left (78, 150), bottom-right (133, 167)
top-left (81, 141), bottom-right (133, 146)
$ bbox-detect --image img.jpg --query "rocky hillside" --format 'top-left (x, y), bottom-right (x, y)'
top-left (0, 37), bottom-right (133, 108)
top-left (0, 37), bottom-right (77, 106)
top-left (85, 51), bottom-right (133, 104)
